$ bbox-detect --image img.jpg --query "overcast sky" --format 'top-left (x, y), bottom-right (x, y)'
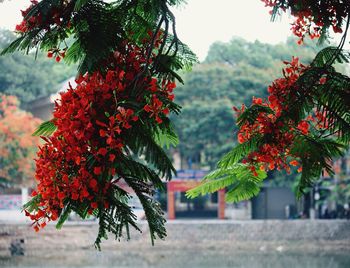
top-left (0, 0), bottom-right (293, 60)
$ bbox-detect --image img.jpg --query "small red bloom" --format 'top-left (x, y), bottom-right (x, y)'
top-left (97, 148), bottom-right (108, 156)
top-left (71, 192), bottom-right (79, 200)
top-left (94, 167), bottom-right (102, 175)
top-left (289, 160), bottom-right (299, 166)
top-left (109, 154), bottom-right (116, 162)
top-left (89, 179), bottom-right (98, 188)
top-left (57, 192), bottom-right (65, 200)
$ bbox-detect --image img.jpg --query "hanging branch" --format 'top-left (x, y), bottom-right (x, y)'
top-left (1, 0), bottom-right (195, 249)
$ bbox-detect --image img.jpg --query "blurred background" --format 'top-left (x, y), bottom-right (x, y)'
top-left (0, 0), bottom-right (349, 267)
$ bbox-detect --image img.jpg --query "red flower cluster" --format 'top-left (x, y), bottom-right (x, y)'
top-left (47, 48), bottom-right (66, 62)
top-left (261, 0), bottom-right (349, 44)
top-left (234, 57), bottom-right (327, 176)
top-left (144, 94), bottom-right (170, 124)
top-left (25, 39), bottom-right (176, 231)
top-left (15, 0), bottom-right (41, 33)
top-left (15, 0), bottom-right (69, 33)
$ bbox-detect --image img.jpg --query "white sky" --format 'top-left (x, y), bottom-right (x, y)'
top-left (0, 0), bottom-right (293, 60)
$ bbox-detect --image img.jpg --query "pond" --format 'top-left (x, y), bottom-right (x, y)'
top-left (1, 249), bottom-right (349, 268)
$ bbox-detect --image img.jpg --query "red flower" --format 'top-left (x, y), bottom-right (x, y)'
top-left (297, 121), bottom-right (309, 135)
top-left (289, 160), bottom-right (299, 166)
top-left (57, 192), bottom-right (65, 200)
top-left (252, 97), bottom-right (263, 105)
top-left (71, 192), bottom-right (79, 200)
top-left (97, 148), bottom-right (108, 156)
top-left (109, 154), bottom-right (116, 162)
top-left (89, 179), bottom-right (98, 188)
top-left (144, 95), bottom-right (169, 124)
top-left (94, 167), bottom-right (102, 175)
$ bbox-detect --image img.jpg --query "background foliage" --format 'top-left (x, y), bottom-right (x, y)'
top-left (0, 30), bottom-right (76, 106)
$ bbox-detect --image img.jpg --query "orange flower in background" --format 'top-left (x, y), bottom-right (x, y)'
top-left (0, 94), bottom-right (42, 187)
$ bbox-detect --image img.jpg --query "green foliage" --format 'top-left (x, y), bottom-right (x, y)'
top-left (56, 203), bottom-right (72, 229)
top-left (291, 135), bottom-right (346, 197)
top-left (1, 0), bottom-right (197, 77)
top-left (32, 120), bottom-right (57, 136)
top-left (186, 163), bottom-right (267, 203)
top-left (91, 186), bottom-right (141, 250)
top-left (125, 121), bottom-right (176, 180)
top-left (124, 178), bottom-right (166, 245)
top-left (217, 136), bottom-right (262, 169)
top-left (0, 30), bottom-right (76, 106)
top-left (236, 105), bottom-right (273, 127)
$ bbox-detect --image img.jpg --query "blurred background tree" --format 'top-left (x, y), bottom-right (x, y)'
top-left (0, 94), bottom-right (41, 187)
top-left (0, 30), bottom-right (76, 106)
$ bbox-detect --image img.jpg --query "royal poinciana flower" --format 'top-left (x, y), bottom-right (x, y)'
top-left (261, 0), bottom-right (350, 43)
top-left (234, 57), bottom-right (330, 176)
top-left (15, 0), bottom-right (74, 34)
top-left (25, 39), bottom-right (177, 231)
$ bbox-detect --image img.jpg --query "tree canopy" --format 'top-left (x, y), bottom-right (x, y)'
top-left (0, 30), bottom-right (76, 105)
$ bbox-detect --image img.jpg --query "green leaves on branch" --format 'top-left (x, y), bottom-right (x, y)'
top-left (92, 187), bottom-right (141, 250)
top-left (290, 135), bottom-right (346, 197)
top-left (186, 164), bottom-right (267, 203)
top-left (1, 0), bottom-right (197, 80)
top-left (124, 178), bottom-right (166, 245)
top-left (32, 120), bottom-right (57, 136)
top-left (314, 73), bottom-right (350, 143)
top-left (295, 47), bottom-right (350, 144)
top-left (310, 46), bottom-right (350, 67)
top-left (125, 122), bottom-right (176, 180)
top-left (217, 136), bottom-right (262, 169)
top-left (187, 137), bottom-right (266, 203)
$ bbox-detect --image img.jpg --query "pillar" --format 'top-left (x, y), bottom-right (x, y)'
top-left (167, 183), bottom-right (175, 220)
top-left (218, 189), bottom-right (225, 219)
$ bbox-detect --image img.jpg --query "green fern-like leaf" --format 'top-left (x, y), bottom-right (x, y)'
top-left (32, 120), bottom-right (57, 136)
top-left (311, 47), bottom-right (350, 67)
top-left (125, 124), bottom-right (176, 180)
top-left (124, 178), bottom-right (166, 245)
top-left (186, 164), bottom-right (267, 203)
top-left (118, 156), bottom-right (165, 190)
top-left (225, 179), bottom-right (262, 203)
top-left (153, 123), bottom-right (179, 149)
top-left (56, 203), bottom-right (72, 229)
top-left (290, 134), bottom-right (346, 197)
top-left (218, 136), bottom-right (262, 169)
